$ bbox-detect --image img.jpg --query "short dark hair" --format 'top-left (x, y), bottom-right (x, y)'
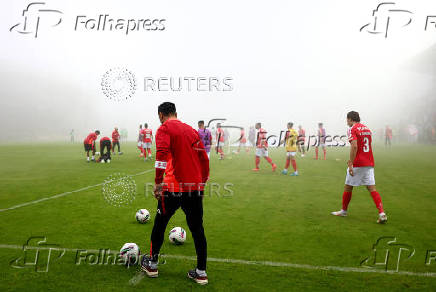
top-left (288, 122), bottom-right (293, 128)
top-left (144, 123), bottom-right (148, 128)
top-left (347, 111), bottom-right (360, 122)
top-left (256, 122), bottom-right (261, 127)
top-left (158, 102), bottom-right (176, 116)
top-left (198, 120), bottom-right (204, 125)
top-left (318, 123), bottom-right (323, 127)
top-left (95, 130), bottom-right (100, 135)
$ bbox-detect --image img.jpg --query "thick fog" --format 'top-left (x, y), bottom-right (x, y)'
top-left (1, 0), bottom-right (435, 142)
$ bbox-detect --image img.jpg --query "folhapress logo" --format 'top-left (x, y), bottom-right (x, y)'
top-left (9, 2), bottom-right (63, 38)
top-left (10, 2), bottom-right (167, 38)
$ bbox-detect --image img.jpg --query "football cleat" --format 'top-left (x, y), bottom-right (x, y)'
top-left (141, 256), bottom-right (158, 278)
top-left (252, 168), bottom-right (260, 171)
top-left (281, 169), bottom-right (288, 175)
top-left (290, 171), bottom-right (298, 176)
top-left (377, 213), bottom-right (388, 224)
top-left (331, 210), bottom-right (347, 217)
top-left (272, 164), bottom-right (277, 172)
top-left (187, 269), bottom-right (208, 285)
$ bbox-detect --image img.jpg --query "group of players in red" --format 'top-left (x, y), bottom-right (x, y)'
top-left (81, 103), bottom-right (387, 285)
top-left (83, 127), bottom-right (122, 163)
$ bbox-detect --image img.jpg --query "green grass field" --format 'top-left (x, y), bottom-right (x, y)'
top-left (0, 142), bottom-right (435, 291)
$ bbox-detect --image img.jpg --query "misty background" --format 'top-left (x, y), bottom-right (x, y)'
top-left (1, 0), bottom-right (436, 143)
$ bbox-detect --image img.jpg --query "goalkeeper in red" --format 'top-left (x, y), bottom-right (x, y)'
top-left (141, 102), bottom-right (210, 285)
top-left (331, 111), bottom-right (387, 224)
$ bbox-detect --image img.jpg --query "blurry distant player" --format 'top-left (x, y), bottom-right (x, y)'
top-left (83, 130), bottom-right (100, 162)
top-left (216, 123), bottom-right (225, 159)
top-left (70, 129), bottom-right (74, 143)
top-left (141, 102), bottom-right (209, 285)
top-left (331, 111), bottom-right (387, 224)
top-left (198, 120), bottom-right (212, 158)
top-left (282, 122), bottom-right (298, 176)
top-left (142, 123), bottom-right (153, 160)
top-left (252, 123), bottom-right (277, 171)
top-left (297, 125), bottom-right (306, 157)
top-left (99, 136), bottom-right (112, 163)
top-left (236, 128), bottom-right (248, 153)
top-left (385, 125), bottom-right (392, 147)
top-left (138, 124), bottom-right (144, 157)
top-left (315, 123), bottom-right (327, 160)
top-left (112, 127), bottom-right (122, 155)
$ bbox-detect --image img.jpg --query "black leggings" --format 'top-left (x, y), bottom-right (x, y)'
top-left (150, 191), bottom-right (207, 270)
top-left (112, 141), bottom-right (120, 152)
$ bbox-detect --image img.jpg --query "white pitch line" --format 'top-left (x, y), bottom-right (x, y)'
top-left (0, 244), bottom-right (435, 278)
top-left (0, 169), bottom-right (153, 213)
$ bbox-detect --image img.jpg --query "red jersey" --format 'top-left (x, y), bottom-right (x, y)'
top-left (240, 129), bottom-right (247, 143)
top-left (298, 128), bottom-right (306, 141)
top-left (348, 123), bottom-right (374, 167)
top-left (256, 128), bottom-right (268, 148)
top-left (112, 130), bottom-right (120, 142)
top-left (385, 127), bottom-right (392, 139)
top-left (155, 119), bottom-right (209, 192)
top-left (142, 128), bottom-right (153, 143)
top-left (100, 136), bottom-right (111, 149)
top-left (216, 128), bottom-right (225, 142)
top-left (84, 133), bottom-right (97, 145)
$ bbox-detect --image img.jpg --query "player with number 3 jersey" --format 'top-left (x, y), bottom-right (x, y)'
top-left (331, 111), bottom-right (387, 224)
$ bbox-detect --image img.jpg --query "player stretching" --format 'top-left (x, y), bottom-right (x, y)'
top-left (331, 111), bottom-right (387, 224)
top-left (216, 123), bottom-right (225, 159)
top-left (138, 124), bottom-right (144, 157)
top-left (315, 123), bottom-right (327, 160)
top-left (282, 122), bottom-right (298, 176)
top-left (83, 130), bottom-right (100, 162)
top-left (98, 136), bottom-right (112, 163)
top-left (297, 125), bottom-right (306, 157)
top-left (198, 120), bottom-right (212, 158)
top-left (141, 102), bottom-right (209, 285)
top-left (142, 123), bottom-right (153, 160)
top-left (112, 127), bottom-right (122, 155)
top-left (252, 123), bottom-right (277, 171)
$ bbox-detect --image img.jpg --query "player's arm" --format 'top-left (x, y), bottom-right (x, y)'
top-left (348, 140), bottom-right (358, 176)
top-left (154, 127), bottom-right (170, 198)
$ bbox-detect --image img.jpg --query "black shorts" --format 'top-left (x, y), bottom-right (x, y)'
top-left (84, 143), bottom-right (93, 151)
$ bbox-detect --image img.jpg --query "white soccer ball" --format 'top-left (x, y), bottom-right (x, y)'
top-left (135, 209), bottom-right (150, 224)
top-left (119, 243), bottom-right (140, 266)
top-left (168, 227), bottom-right (186, 245)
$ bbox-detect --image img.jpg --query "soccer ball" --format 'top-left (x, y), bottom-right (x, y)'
top-left (119, 242), bottom-right (140, 266)
top-left (168, 227), bottom-right (186, 245)
top-left (135, 209), bottom-right (150, 224)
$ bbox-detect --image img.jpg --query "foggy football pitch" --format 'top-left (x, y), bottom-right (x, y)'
top-left (0, 143), bottom-right (435, 291)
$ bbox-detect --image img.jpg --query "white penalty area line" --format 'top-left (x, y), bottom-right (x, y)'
top-left (0, 244), bottom-right (435, 278)
top-left (0, 169), bottom-right (153, 213)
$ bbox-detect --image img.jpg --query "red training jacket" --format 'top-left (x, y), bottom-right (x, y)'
top-left (154, 118), bottom-right (209, 192)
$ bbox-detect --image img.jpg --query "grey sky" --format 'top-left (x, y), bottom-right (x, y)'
top-left (1, 0), bottom-right (435, 142)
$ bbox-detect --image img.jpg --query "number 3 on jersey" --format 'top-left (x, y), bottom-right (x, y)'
top-left (363, 137), bottom-right (370, 152)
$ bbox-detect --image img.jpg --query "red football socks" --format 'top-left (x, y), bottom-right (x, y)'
top-left (370, 191), bottom-right (384, 213)
top-left (342, 191), bottom-right (352, 211)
